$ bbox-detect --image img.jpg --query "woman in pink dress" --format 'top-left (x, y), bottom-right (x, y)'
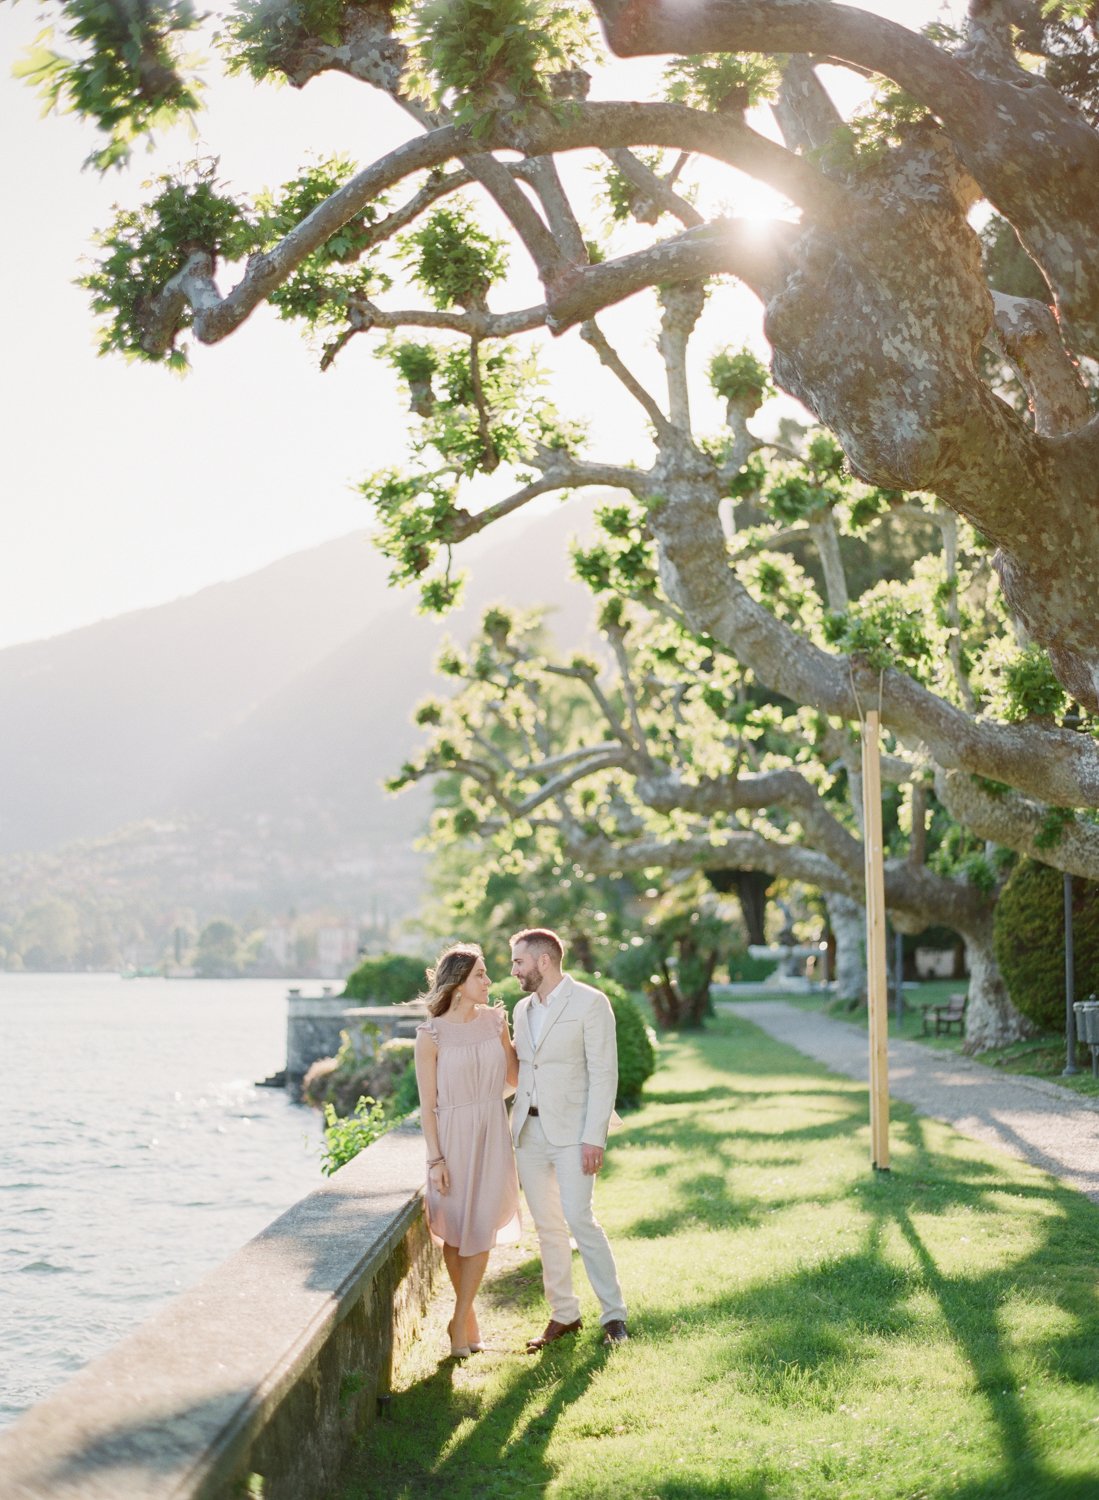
top-left (415, 943), bottom-right (521, 1357)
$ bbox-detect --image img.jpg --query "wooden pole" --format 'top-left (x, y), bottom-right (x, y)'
top-left (861, 708), bottom-right (890, 1171)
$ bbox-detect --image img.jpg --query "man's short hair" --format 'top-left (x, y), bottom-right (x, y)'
top-left (510, 927), bottom-right (564, 964)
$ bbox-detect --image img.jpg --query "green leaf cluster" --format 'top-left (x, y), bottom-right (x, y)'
top-left (15, 0), bottom-right (202, 169)
top-left (708, 347), bottom-right (771, 405)
top-left (814, 77), bottom-right (934, 175)
top-left (1001, 643), bottom-right (1067, 722)
top-left (221, 0), bottom-right (362, 79)
top-left (399, 202), bottom-right (508, 310)
top-left (319, 1095), bottom-right (393, 1174)
top-left (822, 585), bottom-right (932, 676)
top-left (81, 163), bottom-right (252, 364)
top-left (572, 501), bottom-right (658, 600)
top-left (408, 0), bottom-right (594, 130)
top-left (256, 157), bottom-right (391, 326)
top-left (598, 150), bottom-right (671, 223)
top-left (663, 52), bottom-right (780, 113)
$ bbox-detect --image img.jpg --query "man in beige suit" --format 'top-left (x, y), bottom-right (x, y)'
top-left (509, 927), bottom-right (628, 1349)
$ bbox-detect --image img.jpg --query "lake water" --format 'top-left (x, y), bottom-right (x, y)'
top-left (0, 973), bottom-right (327, 1428)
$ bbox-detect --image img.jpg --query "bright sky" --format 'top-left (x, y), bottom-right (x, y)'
top-left (0, 0), bottom-right (953, 650)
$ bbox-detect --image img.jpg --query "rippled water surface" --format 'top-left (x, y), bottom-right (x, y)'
top-left (0, 973), bottom-right (325, 1427)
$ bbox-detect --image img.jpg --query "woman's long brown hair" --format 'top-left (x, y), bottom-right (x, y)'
top-left (422, 943), bottom-right (483, 1018)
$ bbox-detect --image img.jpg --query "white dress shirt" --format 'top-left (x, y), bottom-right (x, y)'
top-left (528, 976), bottom-right (568, 1106)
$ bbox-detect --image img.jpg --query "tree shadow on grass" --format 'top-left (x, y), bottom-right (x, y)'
top-left (628, 1117), bottom-right (1099, 1500)
top-left (341, 1339), bottom-right (605, 1499)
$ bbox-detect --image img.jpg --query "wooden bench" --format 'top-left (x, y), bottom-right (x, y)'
top-left (920, 991), bottom-right (968, 1036)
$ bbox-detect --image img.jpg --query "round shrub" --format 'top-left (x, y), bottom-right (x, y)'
top-left (343, 952), bottom-right (430, 1004)
top-left (489, 971), bottom-right (657, 1108)
top-left (993, 858), bottom-right (1099, 1030)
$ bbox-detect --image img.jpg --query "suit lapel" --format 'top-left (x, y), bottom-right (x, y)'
top-left (517, 995), bottom-right (536, 1054)
top-left (533, 975), bottom-right (574, 1052)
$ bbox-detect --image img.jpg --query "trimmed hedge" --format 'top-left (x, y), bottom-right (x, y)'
top-left (489, 971), bottom-right (657, 1108)
top-left (342, 952), bottom-right (430, 1004)
top-left (993, 858), bottom-right (1099, 1030)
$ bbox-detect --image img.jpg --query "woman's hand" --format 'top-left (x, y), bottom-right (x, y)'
top-left (428, 1160), bottom-right (450, 1195)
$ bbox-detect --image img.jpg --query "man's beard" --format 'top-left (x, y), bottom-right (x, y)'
top-left (517, 973), bottom-right (539, 993)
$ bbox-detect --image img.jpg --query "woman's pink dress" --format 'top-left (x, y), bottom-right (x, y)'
top-left (419, 1005), bottom-right (521, 1256)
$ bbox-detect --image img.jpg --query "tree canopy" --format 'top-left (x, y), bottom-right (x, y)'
top-left (19, 0), bottom-right (1099, 1044)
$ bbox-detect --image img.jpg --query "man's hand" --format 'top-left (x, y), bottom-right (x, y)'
top-left (581, 1142), bottom-right (605, 1175)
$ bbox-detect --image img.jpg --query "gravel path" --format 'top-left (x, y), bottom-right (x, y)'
top-left (722, 1000), bottom-right (1099, 1204)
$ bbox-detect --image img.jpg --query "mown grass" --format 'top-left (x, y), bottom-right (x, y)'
top-left (334, 1015), bottom-right (1099, 1500)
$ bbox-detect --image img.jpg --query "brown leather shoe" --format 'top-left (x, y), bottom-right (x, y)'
top-left (525, 1318), bottom-right (582, 1352)
top-left (601, 1319), bottom-right (629, 1346)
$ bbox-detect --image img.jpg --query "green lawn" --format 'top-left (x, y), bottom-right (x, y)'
top-left (335, 1015), bottom-right (1099, 1500)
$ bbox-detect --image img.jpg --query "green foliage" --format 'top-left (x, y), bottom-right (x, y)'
top-left (399, 203), bottom-right (508, 310)
top-left (194, 917), bottom-right (243, 976)
top-left (708, 348), bottom-right (772, 405)
top-left (725, 950), bottom-right (779, 983)
top-left (598, 150), bottom-right (670, 223)
top-left (255, 157), bottom-right (390, 326)
top-left (319, 1095), bottom-right (392, 1175)
top-left (663, 52), bottom-right (780, 113)
top-left (489, 971), bottom-right (657, 1106)
top-left (15, 0), bottom-right (202, 169)
top-left (822, 586), bottom-right (933, 676)
top-left (814, 77), bottom-right (933, 175)
top-left (1002, 644), bottom-right (1067, 722)
top-left (360, 467), bottom-right (463, 591)
top-left (81, 163), bottom-right (252, 364)
top-left (343, 951), bottom-right (430, 1003)
top-left (409, 0), bottom-right (594, 130)
top-left (766, 476), bottom-right (837, 525)
top-left (222, 0), bottom-right (358, 79)
top-left (572, 500), bottom-right (658, 600)
top-left (1035, 805), bottom-right (1077, 852)
top-left (994, 858), bottom-right (1099, 1030)
top-left (386, 341), bottom-right (439, 388)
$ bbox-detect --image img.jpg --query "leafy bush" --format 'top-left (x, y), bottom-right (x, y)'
top-left (343, 953), bottom-right (429, 1004)
top-left (319, 1096), bottom-right (392, 1176)
top-left (489, 972), bottom-right (657, 1107)
top-left (725, 951), bottom-right (778, 983)
top-left (993, 858), bottom-right (1099, 1029)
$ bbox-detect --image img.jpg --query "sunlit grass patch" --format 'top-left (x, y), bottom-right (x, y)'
top-left (336, 1014), bottom-right (1099, 1500)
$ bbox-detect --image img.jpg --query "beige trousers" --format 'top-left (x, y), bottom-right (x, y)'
top-left (515, 1115), bottom-right (626, 1326)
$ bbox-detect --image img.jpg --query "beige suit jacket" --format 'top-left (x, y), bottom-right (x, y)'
top-left (511, 975), bottom-right (618, 1148)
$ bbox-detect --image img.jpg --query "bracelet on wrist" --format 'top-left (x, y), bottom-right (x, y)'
top-left (427, 1156), bottom-right (445, 1167)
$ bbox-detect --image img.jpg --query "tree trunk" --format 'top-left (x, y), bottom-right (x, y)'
top-left (735, 869), bottom-right (770, 947)
top-left (961, 930), bottom-right (1036, 1053)
top-left (826, 891), bottom-right (866, 1005)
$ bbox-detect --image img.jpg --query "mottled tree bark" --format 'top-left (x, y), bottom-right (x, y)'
top-left (825, 891), bottom-right (866, 1005)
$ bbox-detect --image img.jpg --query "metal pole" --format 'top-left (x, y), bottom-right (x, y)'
top-left (1064, 871), bottom-right (1080, 1076)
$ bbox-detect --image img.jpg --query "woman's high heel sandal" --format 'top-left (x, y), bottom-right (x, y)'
top-left (447, 1320), bottom-right (471, 1358)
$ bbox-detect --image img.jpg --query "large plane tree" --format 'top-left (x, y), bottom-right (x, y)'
top-left (20, 0), bottom-right (1099, 1031)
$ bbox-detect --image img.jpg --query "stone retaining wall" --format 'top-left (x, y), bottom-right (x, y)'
top-left (286, 993), bottom-right (427, 1090)
top-left (0, 1120), bottom-right (435, 1500)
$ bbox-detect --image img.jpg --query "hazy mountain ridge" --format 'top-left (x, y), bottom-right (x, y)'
top-left (0, 509), bottom-right (602, 969)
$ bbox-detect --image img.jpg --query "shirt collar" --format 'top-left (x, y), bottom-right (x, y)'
top-left (535, 974), bottom-right (569, 1007)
